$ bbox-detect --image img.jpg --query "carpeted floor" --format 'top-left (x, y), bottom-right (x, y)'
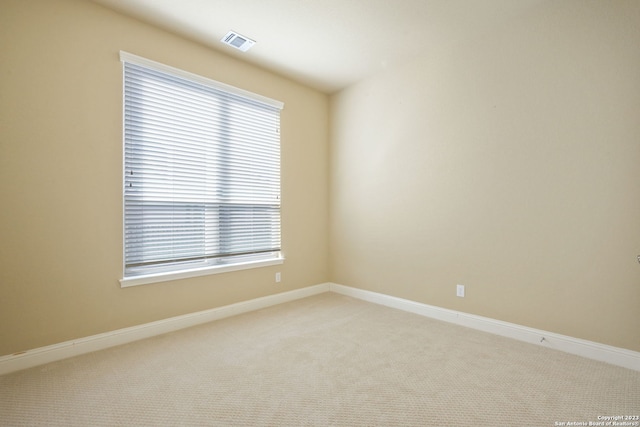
top-left (1, 292), bottom-right (639, 426)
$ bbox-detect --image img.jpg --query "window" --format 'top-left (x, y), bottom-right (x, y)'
top-left (120, 52), bottom-right (283, 287)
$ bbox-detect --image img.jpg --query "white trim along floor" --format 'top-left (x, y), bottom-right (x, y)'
top-left (1, 282), bottom-right (638, 376)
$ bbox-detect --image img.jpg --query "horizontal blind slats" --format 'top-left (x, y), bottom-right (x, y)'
top-left (123, 57), bottom-right (282, 276)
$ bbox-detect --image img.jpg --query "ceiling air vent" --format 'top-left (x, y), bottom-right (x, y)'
top-left (221, 31), bottom-right (255, 52)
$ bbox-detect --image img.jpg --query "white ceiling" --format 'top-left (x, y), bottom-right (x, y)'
top-left (90, 0), bottom-right (546, 93)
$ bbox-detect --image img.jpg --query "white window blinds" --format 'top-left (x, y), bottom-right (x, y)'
top-left (121, 52), bottom-right (283, 279)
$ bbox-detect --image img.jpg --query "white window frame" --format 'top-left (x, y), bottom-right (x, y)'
top-left (119, 52), bottom-right (284, 288)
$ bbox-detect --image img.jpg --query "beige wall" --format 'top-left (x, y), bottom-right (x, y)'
top-left (0, 0), bottom-right (329, 356)
top-left (1, 0), bottom-right (638, 358)
top-left (330, 0), bottom-right (640, 352)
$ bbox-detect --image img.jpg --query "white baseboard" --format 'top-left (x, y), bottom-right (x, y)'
top-left (2, 282), bottom-right (638, 376)
top-left (0, 283), bottom-right (330, 376)
top-left (329, 283), bottom-right (640, 372)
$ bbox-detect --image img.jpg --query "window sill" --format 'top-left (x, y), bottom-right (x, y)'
top-left (120, 257), bottom-right (284, 288)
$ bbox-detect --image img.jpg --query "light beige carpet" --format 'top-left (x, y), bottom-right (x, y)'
top-left (1, 292), bottom-right (639, 426)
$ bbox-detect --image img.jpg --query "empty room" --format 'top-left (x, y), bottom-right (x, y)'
top-left (1, 0), bottom-right (639, 425)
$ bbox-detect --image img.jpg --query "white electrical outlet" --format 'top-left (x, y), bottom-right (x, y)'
top-left (275, 272), bottom-right (281, 283)
top-left (456, 284), bottom-right (465, 297)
